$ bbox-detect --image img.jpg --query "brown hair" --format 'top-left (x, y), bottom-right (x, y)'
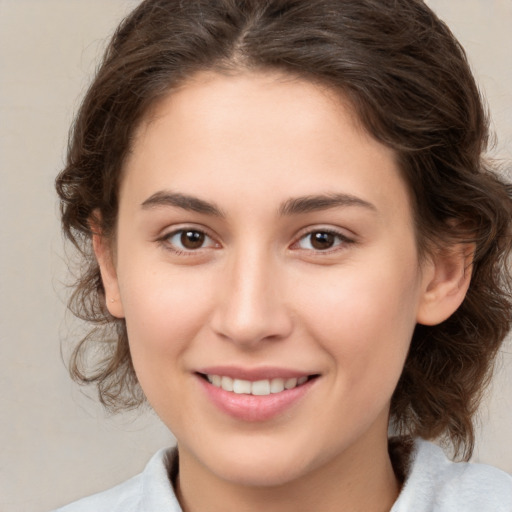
top-left (56, 0), bottom-right (512, 459)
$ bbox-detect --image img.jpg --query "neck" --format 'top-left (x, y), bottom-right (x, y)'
top-left (176, 434), bottom-right (400, 512)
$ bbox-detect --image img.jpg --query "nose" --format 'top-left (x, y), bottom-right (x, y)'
top-left (210, 248), bottom-right (293, 348)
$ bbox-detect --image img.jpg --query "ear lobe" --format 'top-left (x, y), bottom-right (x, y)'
top-left (91, 222), bottom-right (125, 319)
top-left (416, 243), bottom-right (474, 326)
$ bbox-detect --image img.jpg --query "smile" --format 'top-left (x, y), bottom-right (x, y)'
top-left (198, 371), bottom-right (319, 422)
top-left (205, 374), bottom-right (310, 395)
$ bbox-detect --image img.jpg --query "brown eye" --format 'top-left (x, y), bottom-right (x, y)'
top-left (310, 231), bottom-right (336, 250)
top-left (165, 229), bottom-right (216, 252)
top-left (296, 230), bottom-right (350, 252)
top-left (180, 230), bottom-right (205, 249)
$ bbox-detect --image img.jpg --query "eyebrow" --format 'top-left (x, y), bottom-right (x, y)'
top-left (278, 193), bottom-right (377, 216)
top-left (141, 191), bottom-right (225, 217)
top-left (141, 190), bottom-right (377, 217)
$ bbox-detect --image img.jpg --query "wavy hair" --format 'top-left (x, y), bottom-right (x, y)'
top-left (56, 0), bottom-right (512, 460)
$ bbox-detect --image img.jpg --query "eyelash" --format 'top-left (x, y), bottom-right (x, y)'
top-left (292, 228), bottom-right (354, 254)
top-left (157, 227), bottom-right (354, 256)
top-left (158, 227), bottom-right (218, 255)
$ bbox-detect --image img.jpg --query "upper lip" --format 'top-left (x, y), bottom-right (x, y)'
top-left (196, 366), bottom-right (317, 381)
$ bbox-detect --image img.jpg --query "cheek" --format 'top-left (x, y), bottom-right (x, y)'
top-left (296, 257), bottom-right (421, 387)
top-left (117, 262), bottom-right (215, 362)
top-left (116, 265), bottom-right (218, 419)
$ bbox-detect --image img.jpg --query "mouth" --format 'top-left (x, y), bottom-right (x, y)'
top-left (195, 366), bottom-right (321, 421)
top-left (197, 373), bottom-right (319, 396)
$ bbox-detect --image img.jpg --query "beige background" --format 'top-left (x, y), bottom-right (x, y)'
top-left (0, 1), bottom-right (510, 511)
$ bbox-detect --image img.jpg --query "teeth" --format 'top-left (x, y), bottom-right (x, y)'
top-left (233, 379), bottom-right (251, 394)
top-left (206, 374), bottom-right (309, 395)
top-left (251, 380), bottom-right (271, 396)
top-left (221, 376), bottom-right (234, 392)
top-left (270, 378), bottom-right (285, 393)
top-left (285, 377), bottom-right (298, 389)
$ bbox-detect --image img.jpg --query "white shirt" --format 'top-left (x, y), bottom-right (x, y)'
top-left (54, 439), bottom-right (512, 511)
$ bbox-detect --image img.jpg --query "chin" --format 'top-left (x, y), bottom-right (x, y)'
top-left (189, 436), bottom-right (321, 488)
top-left (215, 456), bottom-right (308, 488)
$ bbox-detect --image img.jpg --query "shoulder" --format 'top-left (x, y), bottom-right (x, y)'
top-left (53, 472), bottom-right (144, 512)
top-left (52, 448), bottom-right (182, 512)
top-left (392, 438), bottom-right (512, 512)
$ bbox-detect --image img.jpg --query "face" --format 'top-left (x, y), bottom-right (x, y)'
top-left (98, 71), bottom-right (443, 488)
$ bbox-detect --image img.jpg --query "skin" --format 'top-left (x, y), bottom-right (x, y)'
top-left (95, 71), bottom-right (471, 512)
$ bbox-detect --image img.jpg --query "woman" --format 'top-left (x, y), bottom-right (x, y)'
top-left (54, 0), bottom-right (512, 510)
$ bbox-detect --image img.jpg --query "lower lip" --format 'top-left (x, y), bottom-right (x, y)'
top-left (198, 376), bottom-right (316, 422)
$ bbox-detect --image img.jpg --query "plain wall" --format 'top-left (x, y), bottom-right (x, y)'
top-left (0, 1), bottom-right (510, 511)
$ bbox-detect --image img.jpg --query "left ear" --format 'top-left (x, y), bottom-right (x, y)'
top-left (416, 242), bottom-right (474, 326)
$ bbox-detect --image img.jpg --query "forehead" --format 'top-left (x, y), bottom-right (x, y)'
top-left (121, 70), bottom-right (412, 224)
top-left (133, 70), bottom-right (360, 152)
